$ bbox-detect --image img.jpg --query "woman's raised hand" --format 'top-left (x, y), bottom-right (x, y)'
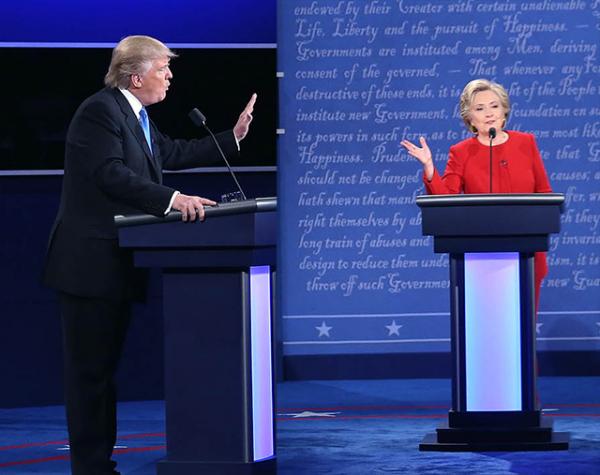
top-left (400, 136), bottom-right (434, 181)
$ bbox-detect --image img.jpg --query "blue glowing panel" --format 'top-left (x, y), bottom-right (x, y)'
top-left (464, 253), bottom-right (522, 412)
top-left (250, 266), bottom-right (274, 460)
top-left (0, 0), bottom-right (275, 45)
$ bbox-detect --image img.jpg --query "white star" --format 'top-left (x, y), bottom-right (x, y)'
top-left (386, 320), bottom-right (402, 336)
top-left (316, 321), bottom-right (332, 337)
top-left (536, 323), bottom-right (543, 334)
top-left (278, 411), bottom-right (340, 418)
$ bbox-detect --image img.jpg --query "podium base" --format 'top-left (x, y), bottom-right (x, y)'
top-left (419, 431), bottom-right (570, 451)
top-left (420, 411), bottom-right (569, 451)
top-left (157, 457), bottom-right (276, 475)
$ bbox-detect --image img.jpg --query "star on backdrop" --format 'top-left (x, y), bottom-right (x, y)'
top-left (386, 320), bottom-right (402, 336)
top-left (316, 321), bottom-right (332, 337)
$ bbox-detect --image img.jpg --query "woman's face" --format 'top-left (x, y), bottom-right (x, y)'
top-left (468, 89), bottom-right (505, 136)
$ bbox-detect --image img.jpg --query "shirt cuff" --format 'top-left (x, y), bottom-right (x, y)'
top-left (234, 131), bottom-right (240, 151)
top-left (165, 191), bottom-right (180, 214)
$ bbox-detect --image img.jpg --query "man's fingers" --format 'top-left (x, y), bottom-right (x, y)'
top-left (244, 93), bottom-right (257, 113)
top-left (239, 110), bottom-right (252, 122)
top-left (199, 197), bottom-right (217, 206)
top-left (175, 194), bottom-right (215, 222)
top-left (180, 205), bottom-right (200, 222)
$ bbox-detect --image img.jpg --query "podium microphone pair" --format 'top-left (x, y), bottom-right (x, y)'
top-left (488, 127), bottom-right (496, 194)
top-left (188, 108), bottom-right (247, 201)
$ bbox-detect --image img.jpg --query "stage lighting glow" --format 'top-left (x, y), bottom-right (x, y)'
top-left (464, 253), bottom-right (522, 411)
top-left (250, 266), bottom-right (274, 460)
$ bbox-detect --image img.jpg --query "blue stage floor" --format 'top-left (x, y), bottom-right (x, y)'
top-left (1, 377), bottom-right (599, 474)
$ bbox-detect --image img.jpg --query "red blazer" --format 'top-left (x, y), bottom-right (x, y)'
top-left (424, 131), bottom-right (553, 308)
top-left (425, 131), bottom-right (552, 195)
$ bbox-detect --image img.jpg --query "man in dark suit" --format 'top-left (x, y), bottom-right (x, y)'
top-left (42, 35), bottom-right (257, 475)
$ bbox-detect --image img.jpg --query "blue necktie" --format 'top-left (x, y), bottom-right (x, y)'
top-left (139, 108), bottom-right (153, 154)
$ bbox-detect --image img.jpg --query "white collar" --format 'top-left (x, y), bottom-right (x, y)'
top-left (119, 88), bottom-right (144, 119)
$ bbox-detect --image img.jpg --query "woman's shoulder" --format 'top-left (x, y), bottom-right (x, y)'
top-left (506, 130), bottom-right (535, 143)
top-left (450, 135), bottom-right (479, 155)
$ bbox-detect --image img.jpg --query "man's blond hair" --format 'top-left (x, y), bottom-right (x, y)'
top-left (104, 35), bottom-right (177, 89)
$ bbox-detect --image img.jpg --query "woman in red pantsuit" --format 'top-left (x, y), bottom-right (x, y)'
top-left (401, 79), bottom-right (552, 311)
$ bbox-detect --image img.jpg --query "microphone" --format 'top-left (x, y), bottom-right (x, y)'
top-left (488, 127), bottom-right (496, 193)
top-left (188, 108), bottom-right (247, 201)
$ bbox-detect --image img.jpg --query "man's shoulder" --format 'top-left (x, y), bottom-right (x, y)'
top-left (79, 87), bottom-right (119, 108)
top-left (74, 88), bottom-right (126, 119)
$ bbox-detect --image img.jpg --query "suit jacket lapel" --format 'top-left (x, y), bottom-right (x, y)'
top-left (111, 89), bottom-right (161, 179)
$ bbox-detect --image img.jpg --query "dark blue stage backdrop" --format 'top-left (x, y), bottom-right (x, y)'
top-left (278, 0), bottom-right (600, 358)
top-left (0, 0), bottom-right (275, 45)
top-left (0, 0), bottom-right (277, 407)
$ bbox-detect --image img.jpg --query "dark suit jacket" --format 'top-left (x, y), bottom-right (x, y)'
top-left (43, 87), bottom-right (238, 299)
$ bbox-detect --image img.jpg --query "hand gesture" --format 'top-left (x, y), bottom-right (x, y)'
top-left (233, 93), bottom-right (257, 142)
top-left (172, 193), bottom-right (217, 222)
top-left (400, 136), bottom-right (435, 181)
top-left (400, 136), bottom-right (432, 166)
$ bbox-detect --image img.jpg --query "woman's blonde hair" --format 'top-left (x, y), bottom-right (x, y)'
top-left (104, 35), bottom-right (177, 89)
top-left (459, 79), bottom-right (510, 133)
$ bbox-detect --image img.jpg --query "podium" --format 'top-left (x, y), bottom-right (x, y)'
top-left (115, 198), bottom-right (277, 474)
top-left (416, 194), bottom-right (569, 451)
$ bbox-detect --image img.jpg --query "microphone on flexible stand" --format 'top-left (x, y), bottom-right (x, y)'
top-left (188, 108), bottom-right (247, 201)
top-left (488, 127), bottom-right (497, 193)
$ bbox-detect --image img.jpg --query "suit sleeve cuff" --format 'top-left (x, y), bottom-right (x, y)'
top-left (165, 191), bottom-right (180, 214)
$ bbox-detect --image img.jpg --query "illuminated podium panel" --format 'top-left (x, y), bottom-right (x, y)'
top-left (116, 198), bottom-right (277, 474)
top-left (416, 194), bottom-right (569, 452)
